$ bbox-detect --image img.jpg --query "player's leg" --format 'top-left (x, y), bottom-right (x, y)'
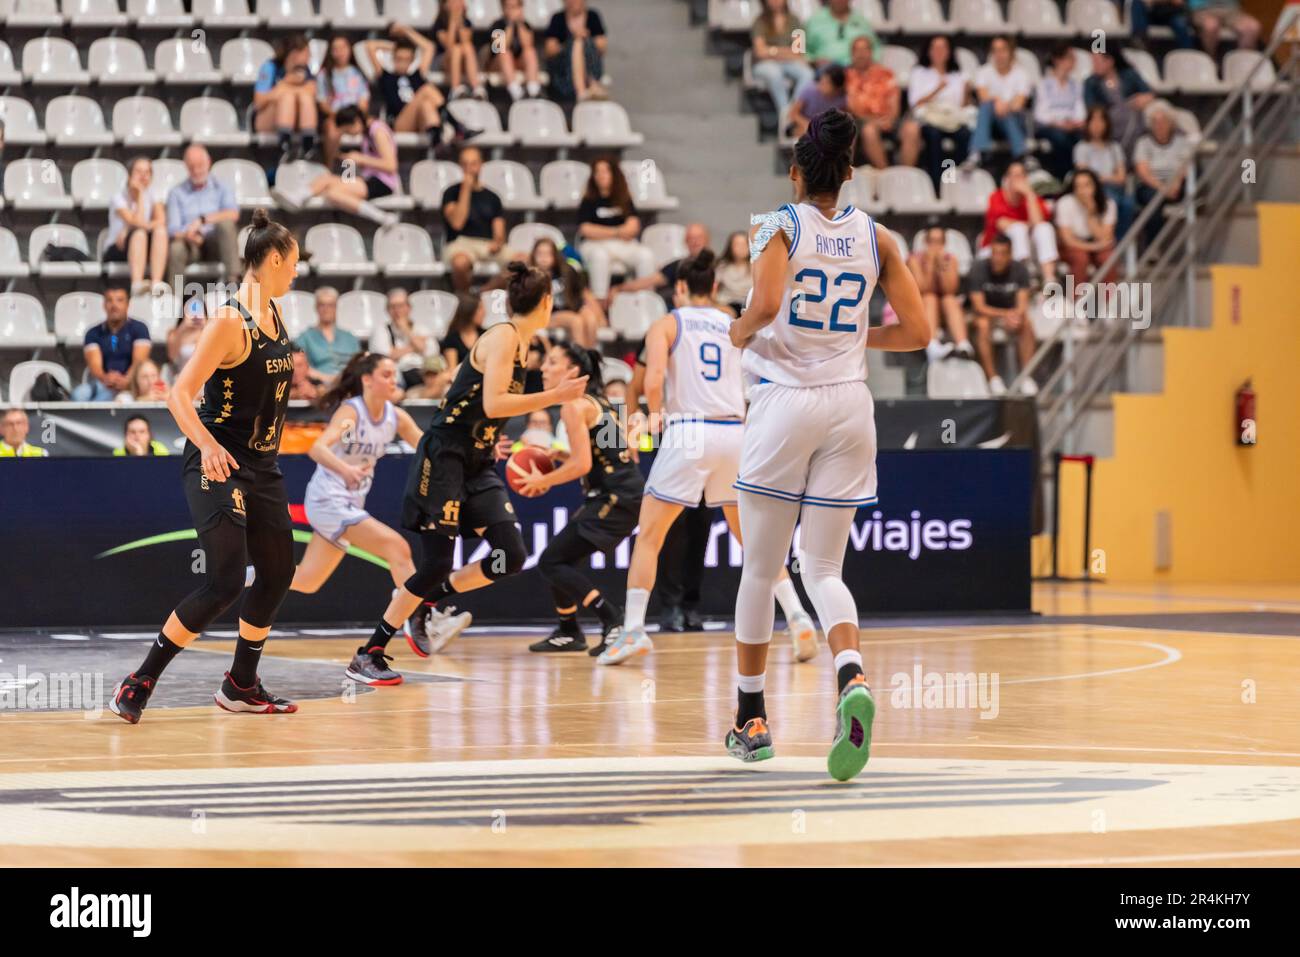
top-left (533, 518), bottom-right (601, 653)
top-left (721, 503), bottom-right (818, 662)
top-left (597, 494), bottom-right (683, 664)
top-left (343, 517), bottom-right (417, 591)
top-left (289, 533), bottom-right (346, 594)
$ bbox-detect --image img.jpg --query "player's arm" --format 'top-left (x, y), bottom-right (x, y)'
top-left (394, 406), bottom-right (424, 448)
top-left (867, 222), bottom-right (930, 352)
top-left (480, 325), bottom-right (587, 418)
top-left (641, 316), bottom-right (673, 419)
top-left (730, 224), bottom-right (788, 348)
top-left (309, 403), bottom-right (369, 490)
top-left (167, 308), bottom-right (249, 481)
top-left (518, 398), bottom-right (593, 497)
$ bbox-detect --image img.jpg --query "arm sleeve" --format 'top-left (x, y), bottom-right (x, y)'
top-left (748, 206), bottom-right (796, 262)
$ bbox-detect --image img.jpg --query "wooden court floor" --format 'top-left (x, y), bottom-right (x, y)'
top-left (2, 582), bottom-right (1298, 867)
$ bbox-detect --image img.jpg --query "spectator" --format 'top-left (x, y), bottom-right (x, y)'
top-left (610, 221), bottom-right (713, 309)
top-left (1084, 47), bottom-right (1153, 155)
top-left (297, 287), bottom-right (361, 380)
top-left (436, 0), bottom-right (488, 100)
top-left (1056, 169), bottom-right (1118, 283)
top-left (1133, 106), bottom-right (1193, 245)
top-left (168, 295), bottom-right (207, 377)
top-left (530, 237), bottom-right (606, 348)
top-left (750, 0), bottom-right (815, 129)
top-left (165, 144), bottom-right (240, 284)
top-left (1034, 44), bottom-right (1087, 181)
top-left (364, 24), bottom-right (469, 149)
top-left (981, 161), bottom-right (1059, 281)
top-left (114, 415), bottom-right (170, 456)
top-left (909, 34), bottom-right (971, 191)
top-left (804, 0), bottom-right (879, 68)
top-left (545, 0), bottom-right (609, 102)
top-left (441, 146), bottom-right (520, 292)
top-left (846, 36), bottom-right (919, 169)
top-left (105, 156), bottom-right (168, 296)
top-left (117, 358), bottom-right (169, 403)
top-left (516, 409), bottom-right (559, 453)
top-left (576, 157), bottom-right (656, 299)
top-left (253, 33), bottom-right (318, 158)
top-left (967, 233), bottom-right (1037, 396)
top-left (909, 226), bottom-right (974, 364)
top-left (1188, 0), bottom-right (1260, 55)
top-left (1130, 0), bottom-right (1197, 50)
top-left (317, 34), bottom-right (371, 168)
top-left (73, 282), bottom-right (152, 402)
top-left (290, 345), bottom-right (325, 401)
top-left (490, 0), bottom-right (545, 101)
top-left (715, 231), bottom-right (753, 315)
top-left (404, 354), bottom-right (453, 400)
top-left (275, 104), bottom-right (400, 227)
top-left (604, 377), bottom-right (628, 404)
top-left (787, 63), bottom-right (847, 139)
top-left (966, 35), bottom-right (1032, 168)
top-left (1074, 106), bottom-right (1136, 239)
top-left (441, 293), bottom-right (485, 368)
top-left (369, 287), bottom-right (433, 387)
top-left (0, 409), bottom-right (48, 457)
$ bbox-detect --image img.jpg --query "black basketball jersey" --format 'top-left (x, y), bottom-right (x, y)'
top-left (584, 393), bottom-right (643, 500)
top-left (197, 298), bottom-right (293, 462)
top-left (430, 322), bottom-right (527, 463)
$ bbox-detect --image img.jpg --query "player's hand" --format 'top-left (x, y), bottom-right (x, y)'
top-left (339, 462), bottom-right (369, 490)
top-left (550, 368), bottom-right (589, 404)
top-left (493, 433), bottom-right (513, 461)
top-left (517, 465), bottom-right (549, 497)
top-left (200, 441), bottom-right (239, 483)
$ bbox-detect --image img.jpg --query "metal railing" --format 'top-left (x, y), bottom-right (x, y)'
top-left (1012, 32), bottom-right (1300, 458)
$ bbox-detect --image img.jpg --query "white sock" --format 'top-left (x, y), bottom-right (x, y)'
top-left (624, 588), bottom-right (649, 632)
top-left (833, 649), bottom-right (863, 673)
top-left (356, 200), bottom-right (394, 225)
top-left (773, 578), bottom-right (803, 621)
top-left (737, 672), bottom-right (766, 693)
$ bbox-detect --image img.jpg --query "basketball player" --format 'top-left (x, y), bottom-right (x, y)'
top-left (110, 209), bottom-right (302, 723)
top-left (599, 249), bottom-right (818, 665)
top-left (353, 262), bottom-right (588, 681)
top-left (515, 343), bottom-right (644, 655)
top-left (727, 109), bottom-right (928, 780)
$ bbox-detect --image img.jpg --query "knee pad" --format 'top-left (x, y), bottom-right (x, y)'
top-left (405, 532), bottom-right (456, 598)
top-left (482, 522), bottom-right (526, 580)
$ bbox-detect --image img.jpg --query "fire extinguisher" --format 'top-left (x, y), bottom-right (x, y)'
top-left (1236, 379), bottom-right (1256, 446)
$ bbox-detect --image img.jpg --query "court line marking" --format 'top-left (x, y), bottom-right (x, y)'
top-left (921, 847), bottom-right (1300, 867)
top-left (1039, 587), bottom-right (1300, 612)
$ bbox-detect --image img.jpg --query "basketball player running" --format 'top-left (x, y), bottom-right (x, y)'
top-left (515, 343), bottom-right (644, 655)
top-left (110, 209), bottom-right (303, 723)
top-left (353, 263), bottom-right (588, 681)
top-left (726, 109), bottom-right (928, 780)
top-left (599, 250), bottom-right (819, 665)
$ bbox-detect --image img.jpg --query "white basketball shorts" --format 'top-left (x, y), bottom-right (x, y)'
top-left (304, 482), bottom-right (371, 549)
top-left (645, 418), bottom-right (744, 508)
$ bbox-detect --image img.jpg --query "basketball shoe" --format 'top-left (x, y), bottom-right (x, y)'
top-left (827, 674), bottom-right (875, 781)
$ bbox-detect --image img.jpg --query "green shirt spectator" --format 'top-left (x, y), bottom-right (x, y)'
top-left (803, 1), bottom-right (879, 67)
top-left (297, 325), bottom-right (362, 378)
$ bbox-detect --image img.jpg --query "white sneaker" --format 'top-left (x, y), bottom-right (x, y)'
top-left (507, 81), bottom-right (525, 101)
top-left (925, 338), bottom-right (954, 363)
top-left (525, 81), bottom-right (542, 98)
top-left (953, 340), bottom-right (977, 360)
top-left (451, 84), bottom-right (470, 100)
top-left (597, 626), bottom-right (653, 665)
top-left (472, 84), bottom-right (488, 101)
top-left (427, 605), bottom-right (473, 654)
top-left (1019, 377), bottom-right (1039, 397)
top-left (989, 375), bottom-right (1008, 396)
top-left (787, 610), bottom-right (819, 663)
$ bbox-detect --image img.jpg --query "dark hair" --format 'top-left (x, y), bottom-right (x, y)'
top-left (127, 154), bottom-right (152, 177)
top-left (333, 104), bottom-right (368, 130)
top-left (1048, 42), bottom-right (1073, 67)
top-left (920, 34), bottom-right (955, 72)
top-left (104, 278), bottom-right (131, 297)
top-left (552, 342), bottom-right (604, 395)
top-left (720, 230), bottom-right (748, 266)
top-left (990, 34), bottom-right (1015, 51)
top-left (793, 108), bottom-right (857, 199)
top-left (1069, 168), bottom-right (1106, 216)
top-left (505, 261), bottom-right (551, 315)
top-left (274, 33), bottom-right (311, 68)
top-left (244, 208), bottom-right (296, 270)
top-left (678, 247), bottom-right (718, 297)
top-left (990, 231), bottom-right (1013, 249)
top-left (393, 37), bottom-right (417, 54)
top-left (320, 351), bottom-right (389, 413)
top-left (530, 238), bottom-right (585, 309)
top-left (326, 33), bottom-right (358, 70)
top-left (821, 63), bottom-right (846, 91)
top-left (447, 292), bottom-right (482, 339)
top-left (582, 156), bottom-right (634, 214)
top-left (1084, 104), bottom-right (1112, 141)
top-left (123, 414), bottom-right (150, 435)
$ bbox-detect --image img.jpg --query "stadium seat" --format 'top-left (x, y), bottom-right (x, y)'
top-left (195, 0), bottom-right (259, 28)
top-left (911, 228), bottom-right (974, 275)
top-left (1223, 50), bottom-right (1279, 91)
top-left (321, 0), bottom-right (385, 28)
top-left (465, 0), bottom-right (502, 28)
top-left (128, 290), bottom-right (180, 339)
top-left (0, 97), bottom-right (48, 145)
top-left (5, 0), bottom-right (64, 27)
top-left (927, 357), bottom-right (992, 399)
top-left (0, 229), bottom-right (32, 278)
top-left (71, 158), bottom-right (128, 210)
top-left (307, 37), bottom-right (328, 74)
top-left (879, 45), bottom-right (918, 81)
top-left (951, 0), bottom-right (1005, 35)
top-left (878, 166), bottom-right (948, 214)
top-left (22, 37), bottom-right (91, 86)
top-left (383, 0), bottom-right (437, 24)
top-left (336, 290), bottom-right (386, 340)
top-left (1009, 0), bottom-right (1070, 37)
top-left (621, 159), bottom-right (680, 212)
top-left (955, 46), bottom-right (981, 79)
top-left (374, 223), bottom-right (443, 277)
top-left (480, 160), bottom-right (546, 211)
top-left (850, 0), bottom-right (894, 31)
top-left (838, 166), bottom-right (882, 214)
top-left (269, 159), bottom-right (328, 209)
top-left (0, 295), bottom-right (58, 350)
top-left (572, 101), bottom-right (644, 148)
top-left (448, 99), bottom-right (515, 147)
top-left (113, 96), bottom-right (184, 147)
top-left (1066, 0), bottom-right (1128, 38)
top-left (154, 38), bottom-right (224, 85)
top-left (257, 0), bottom-right (325, 28)
top-left (305, 223), bottom-right (379, 276)
top-left (213, 158), bottom-right (275, 207)
top-left (522, 0), bottom-right (561, 28)
top-left (540, 159), bottom-right (590, 209)
top-left (4, 159), bottom-right (75, 211)
top-left (708, 0), bottom-right (758, 32)
top-left (220, 38), bottom-right (276, 86)
top-left (45, 96), bottom-right (115, 147)
top-left (1122, 47), bottom-right (1170, 94)
top-left (1163, 50), bottom-right (1229, 95)
top-left (126, 0), bottom-right (193, 27)
top-left (1015, 47), bottom-right (1042, 87)
top-left (608, 290), bottom-right (662, 340)
top-left (8, 362), bottom-right (71, 402)
top-left (640, 222), bottom-right (686, 269)
top-left (54, 292), bottom-right (106, 346)
top-left (88, 38), bottom-right (157, 86)
top-left (181, 97), bottom-right (252, 147)
top-left (1069, 47), bottom-right (1093, 83)
top-left (149, 157), bottom-right (189, 198)
top-left (508, 222), bottom-right (566, 255)
top-left (29, 225), bottom-right (97, 277)
top-left (941, 167), bottom-right (996, 214)
top-left (508, 99), bottom-right (580, 148)
top-left (408, 289), bottom-right (458, 340)
top-left (895, 0), bottom-right (946, 35)
top-left (274, 290), bottom-right (316, 339)
top-left (62, 0), bottom-right (128, 27)
top-left (0, 43), bottom-right (21, 86)
top-left (409, 159), bottom-right (463, 209)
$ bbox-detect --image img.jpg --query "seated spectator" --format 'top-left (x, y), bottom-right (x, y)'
top-left (297, 287), bottom-right (361, 381)
top-left (750, 0), bottom-right (815, 129)
top-left (545, 0), bottom-right (609, 101)
top-left (441, 146), bottom-right (521, 292)
top-left (967, 233), bottom-right (1037, 396)
top-left (0, 409), bottom-right (49, 457)
top-left (515, 409), bottom-right (560, 453)
top-left (1084, 46), bottom-right (1153, 155)
top-left (436, 0), bottom-right (488, 100)
top-left (369, 287), bottom-right (433, 387)
top-left (788, 64), bottom-right (847, 139)
top-left (1188, 0), bottom-right (1260, 55)
top-left (114, 415), bottom-right (170, 456)
top-left (491, 0), bottom-right (545, 100)
top-left (105, 156), bottom-right (168, 296)
top-left (966, 35), bottom-right (1032, 168)
top-left (404, 354), bottom-right (453, 401)
top-left (604, 377), bottom-right (628, 404)
top-left (716, 231), bottom-right (753, 315)
top-left (73, 282), bottom-right (151, 402)
top-left (804, 0), bottom-right (879, 68)
top-left (909, 226), bottom-right (974, 364)
top-left (165, 145), bottom-right (240, 284)
top-left (1133, 106), bottom-right (1193, 245)
top-left (1056, 169), bottom-right (1118, 283)
top-left (167, 295), bottom-right (207, 378)
top-left (364, 23), bottom-right (470, 149)
top-left (117, 358), bottom-right (169, 403)
top-left (317, 34), bottom-right (370, 168)
top-left (441, 293), bottom-right (485, 368)
top-left (275, 105), bottom-right (400, 227)
top-left (610, 221), bottom-right (712, 309)
top-left (846, 36), bottom-right (919, 169)
top-left (1130, 0), bottom-right (1197, 50)
top-left (981, 161), bottom-right (1059, 282)
top-left (253, 33), bottom-right (318, 158)
top-left (1073, 105), bottom-right (1136, 239)
top-left (1033, 45), bottom-right (1087, 181)
top-left (531, 238), bottom-right (606, 348)
top-left (290, 345), bottom-right (325, 401)
top-left (909, 34), bottom-right (971, 191)
top-left (576, 157), bottom-right (656, 299)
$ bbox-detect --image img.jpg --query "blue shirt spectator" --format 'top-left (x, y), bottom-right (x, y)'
top-left (166, 172), bottom-right (237, 239)
top-left (73, 284), bottom-right (152, 402)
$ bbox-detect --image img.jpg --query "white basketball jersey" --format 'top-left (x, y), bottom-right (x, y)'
top-left (663, 305), bottom-right (747, 419)
top-left (307, 397), bottom-right (398, 499)
top-left (742, 202), bottom-right (880, 388)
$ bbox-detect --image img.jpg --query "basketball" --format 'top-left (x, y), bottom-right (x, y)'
top-left (505, 445), bottom-right (554, 493)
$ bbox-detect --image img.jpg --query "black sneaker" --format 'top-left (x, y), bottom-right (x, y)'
top-left (345, 646), bottom-right (403, 686)
top-left (213, 673), bottom-right (299, 714)
top-left (588, 624), bottom-right (619, 657)
top-left (660, 604), bottom-right (686, 633)
top-left (109, 672), bottom-right (154, 725)
top-left (682, 606), bottom-right (704, 631)
top-left (725, 716), bottom-right (775, 763)
top-left (529, 627), bottom-right (588, 653)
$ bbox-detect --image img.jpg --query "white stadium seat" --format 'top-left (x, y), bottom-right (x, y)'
top-left (374, 223), bottom-right (443, 277)
top-left (608, 291), bottom-right (663, 340)
top-left (878, 166), bottom-right (948, 214)
top-left (45, 96), bottom-right (115, 147)
top-left (465, 0), bottom-right (502, 29)
top-left (0, 229), bottom-right (32, 278)
top-left (572, 101), bottom-right (644, 148)
top-left (0, 295), bottom-right (58, 350)
top-left (0, 97), bottom-right (47, 145)
top-left (409, 159), bottom-right (463, 209)
top-left (129, 290), bottom-right (180, 340)
top-left (879, 45), bottom-right (918, 81)
top-left (29, 224), bottom-right (97, 276)
top-left (640, 222), bottom-right (686, 269)
top-left (851, 0), bottom-right (894, 31)
top-left (181, 97), bottom-right (251, 148)
top-left (257, 0), bottom-right (324, 28)
top-left (1009, 0), bottom-right (1070, 38)
top-left (1163, 50), bottom-right (1229, 95)
top-left (273, 290), bottom-right (316, 340)
top-left (408, 289), bottom-right (458, 340)
top-left (194, 0), bottom-right (259, 28)
top-left (9, 362), bottom-right (71, 402)
top-left (508, 99), bottom-right (579, 148)
top-left (5, 0), bottom-right (64, 27)
top-left (113, 97), bottom-right (184, 147)
top-left (955, 47), bottom-right (981, 79)
top-left (4, 159), bottom-right (75, 211)
top-left (154, 38), bottom-right (224, 85)
top-left (320, 0), bottom-right (385, 28)
top-left (220, 38), bottom-right (276, 86)
top-left (1069, 47), bottom-right (1095, 84)
top-left (270, 160), bottom-right (328, 209)
top-left (22, 37), bottom-right (91, 86)
top-left (838, 166), bottom-right (881, 214)
top-left (1223, 50), bottom-right (1279, 91)
top-left (1015, 47), bottom-right (1042, 88)
top-left (305, 223), bottom-right (378, 276)
top-left (1122, 47), bottom-right (1170, 94)
top-left (523, 0), bottom-right (560, 28)
top-left (952, 0), bottom-right (1005, 35)
top-left (336, 290), bottom-right (387, 340)
top-left (127, 0), bottom-right (193, 27)
top-left (213, 158), bottom-right (274, 207)
top-left (72, 160), bottom-right (127, 211)
top-left (708, 0), bottom-right (758, 32)
top-left (447, 99), bottom-right (515, 147)
top-left (479, 160), bottom-right (546, 211)
top-left (941, 168), bottom-right (996, 215)
top-left (540, 159), bottom-right (590, 209)
top-left (149, 158), bottom-right (189, 199)
top-left (1066, 0), bottom-right (1128, 38)
top-left (88, 38), bottom-right (157, 86)
top-left (383, 0), bottom-right (437, 24)
top-left (54, 292), bottom-right (106, 346)
top-left (0, 43), bottom-right (22, 86)
top-left (508, 222), bottom-right (566, 256)
top-left (62, 0), bottom-right (127, 27)
top-left (621, 159), bottom-right (680, 212)
top-left (895, 0), bottom-right (946, 35)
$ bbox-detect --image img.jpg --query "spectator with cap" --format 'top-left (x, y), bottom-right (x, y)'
top-left (404, 354), bottom-right (453, 401)
top-left (0, 409), bottom-right (49, 457)
top-left (965, 35), bottom-right (1033, 168)
top-left (980, 161), bottom-right (1059, 282)
top-left (296, 287), bottom-right (361, 381)
top-left (804, 0), bottom-right (879, 69)
top-left (73, 282), bottom-right (152, 402)
top-left (113, 415), bottom-right (171, 456)
top-left (750, 0), bottom-right (816, 129)
top-left (165, 144), bottom-right (240, 284)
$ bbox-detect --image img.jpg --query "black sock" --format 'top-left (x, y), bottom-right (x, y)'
top-left (557, 609), bottom-right (580, 633)
top-left (277, 128), bottom-right (292, 154)
top-left (589, 594), bottom-right (621, 632)
top-left (138, 634), bottom-right (183, 681)
top-left (737, 688), bottom-right (766, 727)
top-left (370, 618), bottom-right (399, 652)
top-left (300, 131), bottom-right (317, 156)
top-left (836, 662), bottom-right (865, 694)
top-left (230, 636), bottom-right (266, 688)
top-left (440, 106), bottom-right (468, 136)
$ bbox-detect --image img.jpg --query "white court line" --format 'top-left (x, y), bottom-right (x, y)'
top-left (921, 847), bottom-right (1300, 868)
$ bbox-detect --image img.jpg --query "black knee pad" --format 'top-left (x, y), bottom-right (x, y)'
top-left (481, 522), bottom-right (526, 580)
top-left (405, 531), bottom-right (456, 598)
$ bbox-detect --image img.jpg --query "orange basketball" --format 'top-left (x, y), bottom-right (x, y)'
top-left (506, 445), bottom-right (555, 493)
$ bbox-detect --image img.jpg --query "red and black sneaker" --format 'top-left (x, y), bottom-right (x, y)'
top-left (108, 672), bottom-right (155, 724)
top-left (213, 673), bottom-right (299, 714)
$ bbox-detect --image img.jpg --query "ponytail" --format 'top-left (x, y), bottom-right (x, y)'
top-left (555, 342), bottom-right (604, 395)
top-left (319, 351), bottom-right (388, 413)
